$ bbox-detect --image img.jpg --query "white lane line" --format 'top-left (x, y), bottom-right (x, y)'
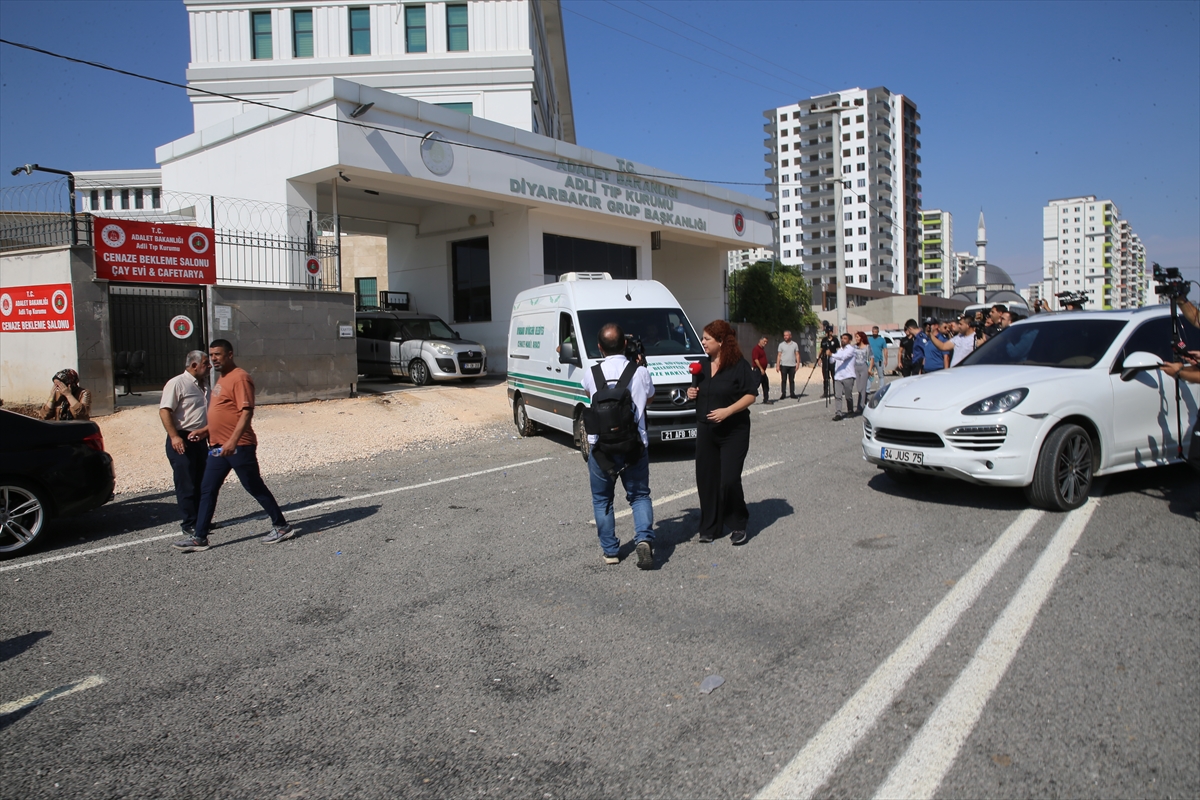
top-left (0, 675), bottom-right (106, 716)
top-left (760, 397), bottom-right (828, 414)
top-left (755, 507), bottom-right (1045, 800)
top-left (589, 461), bottom-right (784, 523)
top-left (0, 457), bottom-right (555, 573)
top-left (873, 498), bottom-right (1100, 800)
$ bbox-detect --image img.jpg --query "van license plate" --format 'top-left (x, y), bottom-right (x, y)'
top-left (662, 429), bottom-right (697, 441)
top-left (881, 447), bottom-right (923, 465)
top-left (462, 362), bottom-right (480, 369)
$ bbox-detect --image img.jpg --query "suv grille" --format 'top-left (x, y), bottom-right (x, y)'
top-left (874, 428), bottom-right (944, 448)
top-left (946, 425), bottom-right (1007, 452)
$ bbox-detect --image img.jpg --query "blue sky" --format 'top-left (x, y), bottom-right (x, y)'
top-left (1, 0), bottom-right (1197, 290)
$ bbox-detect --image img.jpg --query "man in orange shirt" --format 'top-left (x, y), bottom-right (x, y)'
top-left (172, 339), bottom-right (293, 551)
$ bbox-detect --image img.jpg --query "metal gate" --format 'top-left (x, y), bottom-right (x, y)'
top-left (109, 285), bottom-right (206, 391)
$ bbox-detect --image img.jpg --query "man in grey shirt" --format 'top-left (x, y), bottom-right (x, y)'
top-left (159, 350), bottom-right (212, 535)
top-left (776, 330), bottom-right (801, 399)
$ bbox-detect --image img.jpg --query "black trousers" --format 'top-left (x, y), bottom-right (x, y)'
top-left (695, 420), bottom-right (751, 539)
top-left (755, 368), bottom-right (770, 401)
top-left (821, 356), bottom-right (833, 393)
top-left (165, 434), bottom-right (208, 528)
top-left (779, 366), bottom-right (797, 397)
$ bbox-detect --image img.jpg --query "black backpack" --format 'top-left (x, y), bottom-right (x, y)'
top-left (585, 361), bottom-right (642, 457)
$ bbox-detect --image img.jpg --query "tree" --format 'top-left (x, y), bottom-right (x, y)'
top-left (729, 260), bottom-right (820, 334)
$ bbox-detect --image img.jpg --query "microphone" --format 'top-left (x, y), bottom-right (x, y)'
top-left (690, 360), bottom-right (703, 388)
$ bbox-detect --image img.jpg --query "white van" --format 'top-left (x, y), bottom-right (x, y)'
top-left (508, 273), bottom-right (704, 455)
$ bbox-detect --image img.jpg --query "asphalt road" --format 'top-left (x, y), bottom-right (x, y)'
top-left (2, 393), bottom-right (1197, 799)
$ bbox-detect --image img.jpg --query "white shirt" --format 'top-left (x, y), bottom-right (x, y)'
top-left (160, 370), bottom-right (209, 431)
top-left (580, 354), bottom-right (655, 446)
top-left (950, 333), bottom-right (976, 367)
top-left (831, 344), bottom-right (856, 381)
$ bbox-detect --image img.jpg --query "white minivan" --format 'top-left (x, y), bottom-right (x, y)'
top-left (508, 273), bottom-right (704, 455)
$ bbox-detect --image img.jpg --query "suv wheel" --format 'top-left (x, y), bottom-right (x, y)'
top-left (1025, 423), bottom-right (1093, 511)
top-left (410, 358), bottom-right (431, 386)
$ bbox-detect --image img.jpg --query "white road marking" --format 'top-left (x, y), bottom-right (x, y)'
top-left (590, 461), bottom-right (784, 522)
top-left (873, 498), bottom-right (1100, 800)
top-left (755, 507), bottom-right (1045, 800)
top-left (760, 397), bottom-right (829, 414)
top-left (0, 675), bottom-right (106, 716)
top-left (0, 457), bottom-right (556, 573)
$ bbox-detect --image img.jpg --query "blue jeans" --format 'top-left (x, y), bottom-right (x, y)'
top-left (194, 444), bottom-right (287, 537)
top-left (588, 448), bottom-right (653, 556)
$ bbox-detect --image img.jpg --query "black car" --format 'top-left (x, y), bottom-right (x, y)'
top-left (0, 409), bottom-right (115, 556)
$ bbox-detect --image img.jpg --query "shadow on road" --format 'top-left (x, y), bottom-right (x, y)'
top-left (866, 469), bottom-right (1030, 511)
top-left (1099, 463), bottom-right (1200, 522)
top-left (0, 630), bottom-right (51, 664)
top-left (201, 504), bottom-right (382, 549)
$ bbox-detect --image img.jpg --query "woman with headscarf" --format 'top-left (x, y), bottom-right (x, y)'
top-left (41, 368), bottom-right (92, 421)
top-left (685, 320), bottom-right (759, 545)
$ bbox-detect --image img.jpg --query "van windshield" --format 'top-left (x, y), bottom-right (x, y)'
top-left (577, 308), bottom-right (703, 359)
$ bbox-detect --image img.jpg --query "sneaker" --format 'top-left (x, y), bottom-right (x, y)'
top-left (730, 530), bottom-right (748, 546)
top-left (635, 541), bottom-right (654, 570)
top-left (172, 535), bottom-right (210, 552)
top-left (832, 412), bottom-right (845, 421)
top-left (602, 553), bottom-right (620, 565)
top-left (261, 523), bottom-right (295, 544)
top-left (697, 533), bottom-right (714, 544)
top-left (181, 523), bottom-right (195, 535)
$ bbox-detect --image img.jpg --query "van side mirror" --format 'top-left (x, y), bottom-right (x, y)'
top-left (559, 341), bottom-right (580, 365)
top-left (1120, 350), bottom-right (1163, 382)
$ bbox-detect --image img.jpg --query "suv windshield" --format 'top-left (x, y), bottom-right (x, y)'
top-left (577, 308), bottom-right (703, 359)
top-left (400, 317), bottom-right (457, 340)
top-left (960, 318), bottom-right (1128, 369)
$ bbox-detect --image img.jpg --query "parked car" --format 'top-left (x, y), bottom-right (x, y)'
top-left (861, 306), bottom-right (1200, 511)
top-left (0, 409), bottom-right (116, 555)
top-left (355, 311), bottom-right (487, 385)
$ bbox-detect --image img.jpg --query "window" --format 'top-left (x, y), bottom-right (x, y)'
top-left (293, 10), bottom-right (313, 57)
top-left (781, 175), bottom-right (789, 183)
top-left (782, 235), bottom-right (791, 243)
top-left (858, 242), bottom-right (867, 251)
top-left (856, 179), bottom-right (866, 188)
top-left (134, 188), bottom-right (144, 210)
top-left (842, 165), bottom-right (852, 174)
top-left (89, 190), bottom-right (99, 209)
top-left (856, 162), bottom-right (865, 171)
top-left (842, 133), bottom-right (850, 141)
top-left (120, 189), bottom-right (130, 210)
top-left (842, 148), bottom-right (851, 157)
top-left (857, 195), bottom-right (866, 203)
top-left (355, 277), bottom-right (378, 309)
top-left (859, 275), bottom-right (868, 283)
top-left (350, 7), bottom-right (371, 54)
top-left (543, 233), bottom-right (635, 281)
top-left (435, 102), bottom-right (473, 115)
top-left (844, 244), bottom-right (854, 253)
top-left (844, 228), bottom-right (853, 237)
top-left (858, 227), bottom-right (867, 235)
top-left (856, 131), bottom-right (864, 139)
top-left (151, 188), bottom-right (161, 208)
top-left (782, 189), bottom-right (790, 197)
top-left (842, 117), bottom-right (850, 125)
top-left (843, 212), bottom-right (852, 221)
top-left (857, 210), bottom-right (866, 219)
top-left (402, 4), bottom-right (430, 53)
top-left (844, 196), bottom-right (853, 204)
top-left (784, 250), bottom-right (792, 258)
top-left (452, 237), bottom-right (491, 322)
top-left (782, 220), bottom-right (790, 228)
top-left (251, 10), bottom-right (272, 59)
top-left (859, 258), bottom-right (867, 267)
top-left (856, 146), bottom-right (865, 155)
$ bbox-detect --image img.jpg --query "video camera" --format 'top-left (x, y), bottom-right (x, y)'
top-left (1055, 290), bottom-right (1089, 309)
top-left (1153, 264), bottom-right (1190, 301)
top-left (624, 334), bottom-right (645, 365)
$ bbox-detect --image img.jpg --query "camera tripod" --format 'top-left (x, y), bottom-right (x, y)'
top-left (794, 356), bottom-right (823, 402)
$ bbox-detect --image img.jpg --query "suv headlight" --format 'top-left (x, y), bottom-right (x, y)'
top-left (429, 343), bottom-right (455, 356)
top-left (867, 383), bottom-right (891, 409)
top-left (962, 388), bottom-right (1027, 415)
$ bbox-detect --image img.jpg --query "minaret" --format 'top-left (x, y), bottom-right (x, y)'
top-left (975, 211), bottom-right (987, 304)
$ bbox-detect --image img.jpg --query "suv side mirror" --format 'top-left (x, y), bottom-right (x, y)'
top-left (559, 341), bottom-right (580, 365)
top-left (1120, 350), bottom-right (1163, 382)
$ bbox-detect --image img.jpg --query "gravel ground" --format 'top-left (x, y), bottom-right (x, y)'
top-left (94, 382), bottom-right (513, 495)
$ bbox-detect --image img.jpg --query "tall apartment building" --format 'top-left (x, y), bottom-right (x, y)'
top-left (763, 87), bottom-right (921, 295)
top-left (1041, 196), bottom-right (1146, 310)
top-left (727, 247), bottom-right (775, 272)
top-left (918, 209), bottom-right (953, 297)
top-left (183, 0), bottom-right (574, 141)
top-left (953, 252), bottom-right (975, 287)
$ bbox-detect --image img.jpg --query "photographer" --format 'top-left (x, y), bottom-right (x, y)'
top-left (819, 324), bottom-right (838, 398)
top-left (581, 323), bottom-right (656, 570)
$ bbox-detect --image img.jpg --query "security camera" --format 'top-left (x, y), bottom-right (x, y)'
top-left (10, 164), bottom-right (35, 176)
top-left (338, 171), bottom-right (351, 183)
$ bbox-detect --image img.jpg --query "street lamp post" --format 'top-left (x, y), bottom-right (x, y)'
top-left (804, 104), bottom-right (849, 334)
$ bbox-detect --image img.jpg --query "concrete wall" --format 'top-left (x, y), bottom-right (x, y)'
top-left (0, 247), bottom-right (115, 415)
top-left (649, 238), bottom-right (725, 334)
top-left (208, 285), bottom-right (356, 403)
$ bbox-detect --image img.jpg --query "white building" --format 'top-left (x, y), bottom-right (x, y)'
top-left (154, 0), bottom-right (771, 358)
top-left (727, 246), bottom-right (775, 272)
top-left (1041, 196), bottom-right (1146, 310)
top-left (184, 0), bottom-right (572, 140)
top-left (918, 209), bottom-right (952, 297)
top-left (763, 86), bottom-right (921, 295)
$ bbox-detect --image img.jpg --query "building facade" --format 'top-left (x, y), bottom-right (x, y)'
top-left (726, 246), bottom-right (775, 272)
top-left (919, 209), bottom-right (952, 297)
top-left (1041, 195), bottom-right (1147, 310)
top-left (763, 86), bottom-right (921, 295)
top-left (183, 0), bottom-right (574, 141)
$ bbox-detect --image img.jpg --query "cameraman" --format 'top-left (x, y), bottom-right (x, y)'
top-left (819, 324), bottom-right (838, 397)
top-left (581, 323), bottom-right (656, 570)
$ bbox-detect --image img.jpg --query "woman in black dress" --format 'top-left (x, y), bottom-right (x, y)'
top-left (686, 320), bottom-right (759, 545)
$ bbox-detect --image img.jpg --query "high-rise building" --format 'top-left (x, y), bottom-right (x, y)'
top-left (919, 209), bottom-right (953, 297)
top-left (1041, 196), bottom-right (1146, 310)
top-left (727, 247), bottom-right (775, 272)
top-left (763, 87), bottom-right (921, 296)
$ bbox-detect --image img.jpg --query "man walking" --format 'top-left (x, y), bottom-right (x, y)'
top-left (160, 350), bottom-right (213, 535)
top-left (830, 333), bottom-right (857, 420)
top-left (776, 330), bottom-right (800, 399)
top-left (581, 324), bottom-right (656, 570)
top-left (819, 325), bottom-right (838, 397)
top-left (172, 339), bottom-right (293, 552)
top-left (751, 336), bottom-right (772, 404)
top-left (867, 326), bottom-right (887, 391)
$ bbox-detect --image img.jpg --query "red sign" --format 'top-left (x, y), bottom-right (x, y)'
top-left (0, 283), bottom-right (75, 333)
top-left (94, 217), bottom-right (216, 285)
top-left (306, 257), bottom-right (321, 276)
